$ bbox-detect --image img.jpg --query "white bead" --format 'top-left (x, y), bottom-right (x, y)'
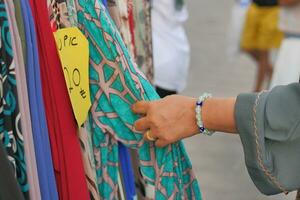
top-left (195, 93), bottom-right (215, 136)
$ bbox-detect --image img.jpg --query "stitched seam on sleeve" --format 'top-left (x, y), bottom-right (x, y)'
top-left (253, 91), bottom-right (288, 195)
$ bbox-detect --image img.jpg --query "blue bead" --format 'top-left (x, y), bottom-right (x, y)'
top-left (196, 102), bottom-right (203, 106)
top-left (199, 127), bottom-right (205, 132)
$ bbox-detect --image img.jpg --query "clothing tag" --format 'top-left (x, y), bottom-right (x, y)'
top-left (54, 27), bottom-right (91, 127)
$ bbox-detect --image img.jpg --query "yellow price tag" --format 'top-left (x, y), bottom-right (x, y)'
top-left (54, 27), bottom-right (91, 127)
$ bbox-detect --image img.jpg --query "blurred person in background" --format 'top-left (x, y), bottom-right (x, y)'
top-left (152, 0), bottom-right (190, 98)
top-left (270, 0), bottom-right (300, 88)
top-left (226, 0), bottom-right (251, 61)
top-left (241, 0), bottom-right (283, 92)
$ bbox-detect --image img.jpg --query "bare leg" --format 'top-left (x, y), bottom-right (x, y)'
top-left (254, 50), bottom-right (272, 92)
top-left (242, 49), bottom-right (260, 62)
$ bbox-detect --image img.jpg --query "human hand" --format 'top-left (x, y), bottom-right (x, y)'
top-left (132, 95), bottom-right (199, 147)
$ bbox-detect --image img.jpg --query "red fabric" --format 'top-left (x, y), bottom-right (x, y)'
top-left (28, 0), bottom-right (90, 200)
top-left (128, 2), bottom-right (136, 57)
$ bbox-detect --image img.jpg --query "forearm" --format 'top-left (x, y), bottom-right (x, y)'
top-left (133, 83), bottom-right (300, 194)
top-left (199, 97), bottom-right (237, 134)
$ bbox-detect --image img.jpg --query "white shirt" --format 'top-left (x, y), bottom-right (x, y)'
top-left (152, 0), bottom-right (190, 92)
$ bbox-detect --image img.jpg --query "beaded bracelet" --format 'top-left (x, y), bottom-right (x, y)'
top-left (195, 93), bottom-right (215, 136)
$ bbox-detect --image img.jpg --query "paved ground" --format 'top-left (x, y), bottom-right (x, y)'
top-left (181, 0), bottom-right (296, 199)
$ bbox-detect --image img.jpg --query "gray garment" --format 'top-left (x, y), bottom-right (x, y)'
top-left (0, 140), bottom-right (25, 200)
top-left (235, 83), bottom-right (300, 195)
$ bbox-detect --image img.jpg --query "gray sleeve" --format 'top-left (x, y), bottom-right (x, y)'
top-left (235, 83), bottom-right (300, 195)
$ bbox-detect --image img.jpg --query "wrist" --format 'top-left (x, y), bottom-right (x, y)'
top-left (201, 98), bottom-right (214, 131)
top-left (202, 97), bottom-right (237, 133)
top-left (196, 93), bottom-right (215, 135)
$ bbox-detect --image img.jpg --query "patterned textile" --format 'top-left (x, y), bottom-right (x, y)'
top-left (51, 1), bottom-right (138, 199)
top-left (66, 0), bottom-right (78, 26)
top-left (74, 0), bottom-right (202, 199)
top-left (98, 2), bottom-right (139, 199)
top-left (132, 0), bottom-right (154, 82)
top-left (48, 1), bottom-right (101, 199)
top-left (114, 0), bottom-right (135, 56)
top-left (78, 123), bottom-right (101, 200)
top-left (0, 0), bottom-right (29, 198)
top-left (48, 0), bottom-right (71, 29)
top-left (107, 0), bottom-right (154, 82)
top-left (108, 1), bottom-right (152, 197)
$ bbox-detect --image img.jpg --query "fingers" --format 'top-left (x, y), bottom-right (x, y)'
top-left (155, 139), bottom-right (169, 148)
top-left (132, 101), bottom-right (150, 115)
top-left (141, 129), bottom-right (170, 148)
top-left (132, 100), bottom-right (172, 148)
top-left (134, 118), bottom-right (150, 132)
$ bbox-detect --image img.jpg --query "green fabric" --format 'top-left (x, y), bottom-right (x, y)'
top-left (75, 0), bottom-right (202, 199)
top-left (235, 83), bottom-right (300, 195)
top-left (13, 0), bottom-right (26, 62)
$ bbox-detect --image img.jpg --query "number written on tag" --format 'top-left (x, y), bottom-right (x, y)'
top-left (54, 27), bottom-right (91, 127)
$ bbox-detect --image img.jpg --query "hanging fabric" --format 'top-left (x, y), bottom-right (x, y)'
top-left (102, 0), bottom-right (108, 8)
top-left (48, 0), bottom-right (102, 199)
top-left (0, 0), bottom-right (201, 199)
top-left (108, 0), bottom-right (150, 198)
top-left (114, 0), bottom-right (135, 56)
top-left (77, 123), bottom-right (101, 200)
top-left (49, 1), bottom-right (137, 199)
top-left (132, 0), bottom-right (154, 82)
top-left (66, 0), bottom-right (78, 26)
top-left (128, 1), bottom-right (136, 54)
top-left (0, 140), bottom-right (25, 200)
top-left (72, 1), bottom-right (201, 199)
top-left (118, 143), bottom-right (137, 200)
top-left (5, 1), bottom-right (42, 199)
top-left (48, 0), bottom-right (71, 29)
top-left (108, 0), bottom-right (154, 82)
top-left (104, 1), bottom-right (138, 199)
top-left (12, 0), bottom-right (26, 59)
top-left (28, 0), bottom-right (90, 199)
top-left (0, 1), bottom-right (29, 198)
top-left (107, 0), bottom-right (122, 29)
top-left (19, 0), bottom-right (59, 199)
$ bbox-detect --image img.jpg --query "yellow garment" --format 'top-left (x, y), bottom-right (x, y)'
top-left (241, 3), bottom-right (283, 50)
